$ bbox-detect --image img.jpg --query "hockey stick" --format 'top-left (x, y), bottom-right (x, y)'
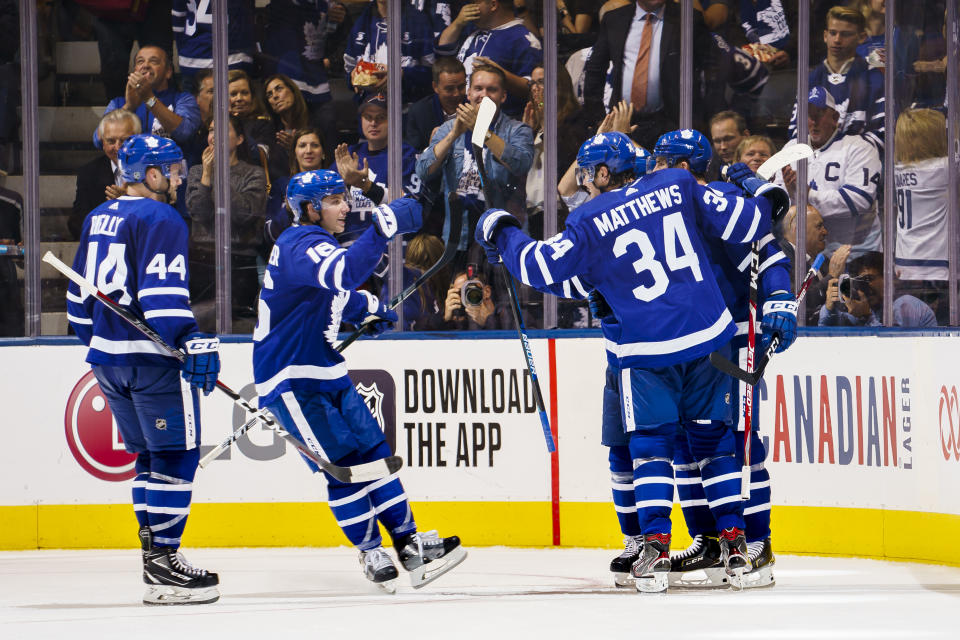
top-left (42, 251), bottom-right (402, 483)
top-left (709, 253), bottom-right (825, 387)
top-left (755, 143), bottom-right (813, 181)
top-left (471, 96), bottom-right (556, 454)
top-left (335, 193), bottom-right (464, 353)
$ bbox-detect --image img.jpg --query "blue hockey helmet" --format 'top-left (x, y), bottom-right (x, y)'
top-left (117, 134), bottom-right (186, 184)
top-left (633, 144), bottom-right (653, 178)
top-left (575, 132), bottom-right (637, 185)
top-left (653, 129), bottom-right (712, 174)
top-left (286, 170), bottom-right (346, 223)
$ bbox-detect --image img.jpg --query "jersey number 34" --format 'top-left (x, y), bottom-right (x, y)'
top-left (611, 211), bottom-right (703, 302)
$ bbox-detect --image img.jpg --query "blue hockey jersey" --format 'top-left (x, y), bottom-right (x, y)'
top-left (66, 196), bottom-right (199, 368)
top-left (495, 169), bottom-right (771, 368)
top-left (328, 141), bottom-right (422, 240)
top-left (252, 222), bottom-right (391, 406)
top-left (171, 0), bottom-right (256, 75)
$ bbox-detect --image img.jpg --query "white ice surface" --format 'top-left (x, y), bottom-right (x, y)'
top-left (1, 547), bottom-right (957, 639)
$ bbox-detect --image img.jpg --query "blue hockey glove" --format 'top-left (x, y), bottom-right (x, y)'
top-left (759, 292), bottom-right (797, 354)
top-left (726, 162), bottom-right (790, 223)
top-left (475, 208), bottom-right (520, 264)
top-left (724, 162), bottom-right (755, 187)
top-left (588, 289), bottom-right (613, 320)
top-left (360, 293), bottom-right (399, 337)
top-left (373, 198), bottom-right (422, 239)
top-left (178, 332), bottom-right (220, 395)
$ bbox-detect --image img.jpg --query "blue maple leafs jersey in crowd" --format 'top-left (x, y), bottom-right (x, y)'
top-left (495, 168), bottom-right (771, 368)
top-left (252, 223), bottom-right (389, 407)
top-left (328, 141), bottom-right (422, 240)
top-left (262, 0), bottom-right (342, 104)
top-left (66, 196), bottom-right (199, 368)
top-left (171, 0), bottom-right (256, 75)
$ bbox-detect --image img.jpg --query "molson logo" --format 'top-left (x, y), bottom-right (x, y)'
top-left (940, 385), bottom-right (960, 461)
top-left (64, 370), bottom-right (137, 481)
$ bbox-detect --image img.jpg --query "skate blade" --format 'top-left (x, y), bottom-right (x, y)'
top-left (143, 585), bottom-right (220, 606)
top-left (635, 573), bottom-right (668, 594)
top-left (613, 572), bottom-right (635, 588)
top-left (668, 567), bottom-right (730, 589)
top-left (727, 567), bottom-right (747, 591)
top-left (741, 564), bottom-right (776, 589)
top-left (374, 578), bottom-right (399, 594)
top-left (409, 546), bottom-right (467, 589)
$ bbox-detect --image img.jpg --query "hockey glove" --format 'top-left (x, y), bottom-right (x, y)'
top-left (588, 289), bottom-right (613, 320)
top-left (725, 162), bottom-right (790, 223)
top-left (475, 208), bottom-right (521, 264)
top-left (372, 198), bottom-right (423, 239)
top-left (178, 332), bottom-right (220, 395)
top-left (360, 293), bottom-right (399, 337)
top-left (759, 292), bottom-right (797, 354)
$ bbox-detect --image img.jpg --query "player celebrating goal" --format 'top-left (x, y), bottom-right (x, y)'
top-left (476, 136), bottom-right (788, 592)
top-left (252, 170), bottom-right (465, 592)
top-left (66, 135), bottom-right (222, 605)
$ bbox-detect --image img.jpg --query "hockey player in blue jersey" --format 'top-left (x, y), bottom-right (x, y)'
top-left (66, 135), bottom-right (222, 605)
top-left (649, 129), bottom-right (795, 589)
top-left (477, 133), bottom-right (787, 592)
top-left (252, 170), bottom-right (465, 592)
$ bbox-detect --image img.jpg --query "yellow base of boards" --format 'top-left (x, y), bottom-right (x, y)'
top-left (3, 502), bottom-right (957, 566)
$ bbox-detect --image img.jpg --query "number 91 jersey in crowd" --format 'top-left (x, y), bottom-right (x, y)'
top-left (496, 169), bottom-right (772, 369)
top-left (66, 196), bottom-right (199, 367)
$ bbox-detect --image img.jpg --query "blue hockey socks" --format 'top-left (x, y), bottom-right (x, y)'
top-left (737, 430), bottom-right (771, 542)
top-left (628, 423), bottom-right (677, 535)
top-left (608, 445), bottom-right (641, 536)
top-left (674, 425), bottom-right (715, 537)
top-left (145, 449), bottom-right (199, 548)
top-left (685, 421), bottom-right (744, 533)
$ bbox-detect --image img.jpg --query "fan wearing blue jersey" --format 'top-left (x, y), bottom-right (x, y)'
top-left (171, 0), bottom-right (256, 84)
top-left (650, 130), bottom-right (794, 589)
top-left (66, 135), bottom-right (222, 606)
top-left (477, 132), bottom-right (786, 592)
top-left (253, 170), bottom-right (464, 592)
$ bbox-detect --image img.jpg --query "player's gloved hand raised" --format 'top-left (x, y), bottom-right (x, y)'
top-left (177, 332), bottom-right (220, 395)
top-left (725, 162), bottom-right (790, 223)
top-left (475, 208), bottom-right (520, 264)
top-left (588, 289), bottom-right (613, 320)
top-left (373, 198), bottom-right (422, 239)
top-left (760, 292), bottom-right (797, 354)
top-left (360, 293), bottom-right (398, 337)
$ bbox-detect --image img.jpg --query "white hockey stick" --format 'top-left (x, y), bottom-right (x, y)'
top-left (756, 143), bottom-right (813, 181)
top-left (43, 251), bottom-right (402, 483)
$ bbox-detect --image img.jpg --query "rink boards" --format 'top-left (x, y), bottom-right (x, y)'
top-left (2, 332), bottom-right (959, 565)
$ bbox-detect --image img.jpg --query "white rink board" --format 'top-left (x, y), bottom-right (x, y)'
top-left (1, 335), bottom-right (959, 517)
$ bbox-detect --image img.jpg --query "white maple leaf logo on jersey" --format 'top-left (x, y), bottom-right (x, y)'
top-left (525, 32), bottom-right (542, 50)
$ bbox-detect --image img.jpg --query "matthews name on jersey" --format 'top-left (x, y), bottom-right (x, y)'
top-left (67, 197), bottom-right (198, 367)
top-left (252, 222), bottom-right (389, 407)
top-left (494, 168), bottom-right (772, 369)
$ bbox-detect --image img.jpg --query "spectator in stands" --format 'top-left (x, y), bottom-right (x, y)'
top-left (442, 266), bottom-right (513, 330)
top-left (171, 0), bottom-right (256, 91)
top-left (893, 108), bottom-right (950, 326)
top-left (264, 74), bottom-right (310, 177)
top-left (782, 203), bottom-right (832, 325)
top-left (263, 128), bottom-right (328, 255)
top-left (261, 0), bottom-right (349, 161)
top-left (194, 69), bottom-right (215, 124)
top-left (417, 64), bottom-right (534, 240)
top-left (330, 93), bottom-right (422, 243)
top-left (739, 0), bottom-right (794, 68)
top-left (777, 87), bottom-right (881, 259)
top-left (405, 56), bottom-right (468, 152)
top-left (0, 168), bottom-right (23, 336)
top-left (186, 116), bottom-right (267, 326)
top-left (582, 0), bottom-right (715, 149)
top-left (515, 0), bottom-right (599, 58)
top-left (383, 233), bottom-right (449, 331)
top-left (71, 110), bottom-right (141, 240)
top-left (819, 251), bottom-right (937, 327)
top-left (709, 110), bottom-right (749, 167)
top-left (733, 134), bottom-right (776, 174)
top-left (344, 0), bottom-right (435, 105)
top-left (93, 45), bottom-right (201, 151)
top-left (788, 5), bottom-right (885, 149)
top-left (436, 0), bottom-right (543, 117)
top-left (227, 70), bottom-right (278, 181)
top-left (851, 0), bottom-right (918, 113)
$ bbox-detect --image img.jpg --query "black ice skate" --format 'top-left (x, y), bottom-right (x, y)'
top-left (359, 547), bottom-right (400, 593)
top-left (394, 530), bottom-right (467, 589)
top-left (668, 534), bottom-right (729, 588)
top-left (719, 527), bottom-right (752, 590)
top-left (741, 537), bottom-right (776, 588)
top-left (142, 546), bottom-right (220, 605)
top-left (610, 535), bottom-right (642, 588)
top-left (630, 533), bottom-right (671, 593)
